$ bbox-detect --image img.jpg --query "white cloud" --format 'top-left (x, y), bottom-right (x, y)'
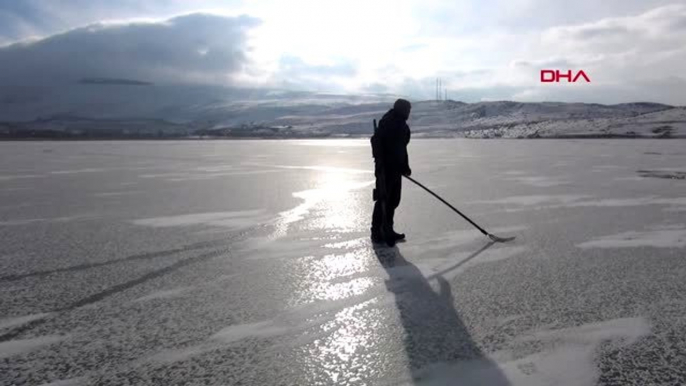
top-left (383, 3), bottom-right (686, 104)
top-left (0, 13), bottom-right (260, 86)
top-left (0, 1), bottom-right (685, 104)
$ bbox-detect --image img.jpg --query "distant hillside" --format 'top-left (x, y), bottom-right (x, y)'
top-left (0, 83), bottom-right (684, 139)
top-left (245, 100), bottom-right (684, 138)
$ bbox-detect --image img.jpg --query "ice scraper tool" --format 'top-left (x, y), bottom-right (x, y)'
top-left (403, 175), bottom-right (515, 243)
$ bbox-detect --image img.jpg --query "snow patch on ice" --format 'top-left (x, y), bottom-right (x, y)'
top-left (613, 176), bottom-right (648, 182)
top-left (504, 176), bottom-right (569, 187)
top-left (0, 215), bottom-right (96, 226)
top-left (400, 230), bottom-right (487, 255)
top-left (37, 377), bottom-right (87, 386)
top-left (149, 293), bottom-right (382, 364)
top-left (0, 335), bottom-right (67, 359)
top-left (131, 209), bottom-right (268, 228)
top-left (0, 174), bottom-right (43, 181)
top-left (50, 168), bottom-right (108, 175)
top-left (94, 190), bottom-right (141, 197)
top-left (474, 195), bottom-right (591, 206)
top-left (569, 197), bottom-right (686, 208)
top-left (591, 165), bottom-right (624, 172)
top-left (524, 317), bottom-right (649, 345)
top-left (193, 164), bottom-right (235, 172)
top-left (402, 226), bottom-right (526, 258)
top-left (211, 320), bottom-right (301, 343)
top-left (237, 236), bottom-right (330, 260)
top-left (132, 287), bottom-right (191, 302)
top-left (138, 172), bottom-right (190, 178)
top-left (150, 313), bottom-right (335, 363)
top-left (408, 317), bottom-right (650, 386)
top-left (0, 313), bottom-right (52, 330)
top-left (577, 228), bottom-right (686, 248)
top-left (494, 195), bottom-right (686, 212)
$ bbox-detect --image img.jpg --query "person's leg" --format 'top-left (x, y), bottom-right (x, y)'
top-left (371, 169), bottom-right (385, 242)
top-left (384, 202), bottom-right (395, 234)
top-left (371, 199), bottom-right (384, 242)
top-left (388, 173), bottom-right (402, 210)
top-left (381, 173), bottom-right (402, 246)
top-left (386, 173), bottom-right (405, 240)
top-left (381, 201), bottom-right (395, 246)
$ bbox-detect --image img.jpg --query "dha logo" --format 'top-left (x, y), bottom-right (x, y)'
top-left (540, 70), bottom-right (591, 83)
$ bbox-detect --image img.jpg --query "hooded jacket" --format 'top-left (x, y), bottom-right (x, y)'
top-left (373, 108), bottom-right (411, 174)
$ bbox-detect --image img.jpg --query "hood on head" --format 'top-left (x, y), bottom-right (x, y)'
top-left (393, 98), bottom-right (411, 120)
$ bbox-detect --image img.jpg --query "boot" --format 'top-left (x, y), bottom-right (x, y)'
top-left (382, 227), bottom-right (396, 247)
top-left (390, 230), bottom-right (406, 241)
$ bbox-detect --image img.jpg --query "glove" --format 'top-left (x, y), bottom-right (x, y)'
top-left (403, 167), bottom-right (412, 177)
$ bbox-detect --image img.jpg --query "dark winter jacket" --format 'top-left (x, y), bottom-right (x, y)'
top-left (373, 108), bottom-right (411, 175)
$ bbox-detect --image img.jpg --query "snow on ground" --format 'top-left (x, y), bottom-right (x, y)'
top-left (403, 317), bottom-right (650, 386)
top-left (131, 209), bottom-right (269, 228)
top-left (0, 139), bottom-right (685, 385)
top-left (577, 227), bottom-right (686, 249)
top-left (3, 85), bottom-right (686, 138)
top-left (0, 336), bottom-right (68, 359)
top-left (0, 313), bottom-right (53, 330)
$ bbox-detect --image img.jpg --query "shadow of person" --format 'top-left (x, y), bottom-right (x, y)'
top-left (373, 244), bottom-right (511, 386)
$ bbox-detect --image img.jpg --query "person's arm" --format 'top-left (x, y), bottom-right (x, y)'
top-left (403, 154), bottom-right (411, 176)
top-left (402, 125), bottom-right (411, 176)
top-left (378, 123), bottom-right (392, 168)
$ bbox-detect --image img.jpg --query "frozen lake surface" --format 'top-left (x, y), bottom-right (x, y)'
top-left (1, 139), bottom-right (685, 385)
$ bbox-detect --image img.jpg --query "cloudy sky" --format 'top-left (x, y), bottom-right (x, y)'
top-left (1, 0), bottom-right (685, 104)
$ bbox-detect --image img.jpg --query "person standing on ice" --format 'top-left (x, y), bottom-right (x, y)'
top-left (371, 98), bottom-right (412, 247)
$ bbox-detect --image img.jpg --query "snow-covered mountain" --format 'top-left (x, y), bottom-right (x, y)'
top-left (1, 82), bottom-right (684, 138)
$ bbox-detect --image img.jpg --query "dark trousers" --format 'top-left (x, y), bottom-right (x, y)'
top-left (371, 169), bottom-right (402, 234)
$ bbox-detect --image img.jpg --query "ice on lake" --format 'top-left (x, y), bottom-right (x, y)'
top-left (1, 139), bottom-right (685, 385)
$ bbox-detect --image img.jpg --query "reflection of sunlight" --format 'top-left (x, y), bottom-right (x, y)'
top-left (313, 173), bottom-right (370, 232)
top-left (290, 247), bottom-right (377, 304)
top-left (324, 237), bottom-right (368, 250)
top-left (265, 167), bottom-right (387, 382)
top-left (305, 250), bottom-right (377, 301)
top-left (315, 299), bottom-right (380, 383)
top-left (272, 170), bottom-right (373, 238)
top-left (294, 251), bottom-right (380, 384)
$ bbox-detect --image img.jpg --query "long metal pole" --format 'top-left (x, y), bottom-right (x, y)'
top-left (403, 175), bottom-right (488, 235)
